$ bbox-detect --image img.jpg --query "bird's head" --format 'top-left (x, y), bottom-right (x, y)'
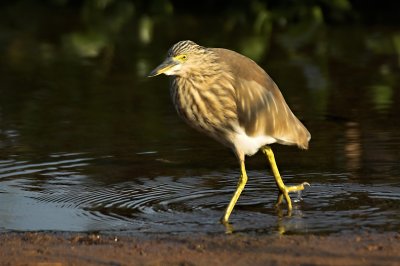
top-left (148, 40), bottom-right (208, 78)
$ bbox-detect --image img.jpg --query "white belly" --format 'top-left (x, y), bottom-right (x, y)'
top-left (231, 127), bottom-right (276, 156)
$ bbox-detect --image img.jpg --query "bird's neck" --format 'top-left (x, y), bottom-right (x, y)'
top-left (175, 67), bottom-right (225, 91)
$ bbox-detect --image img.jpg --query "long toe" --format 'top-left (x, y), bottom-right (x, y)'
top-left (276, 182), bottom-right (310, 210)
top-left (286, 182), bottom-right (310, 193)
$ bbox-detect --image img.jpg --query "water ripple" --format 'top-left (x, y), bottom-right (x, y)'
top-left (1, 153), bottom-right (399, 234)
top-left (0, 157), bottom-right (93, 179)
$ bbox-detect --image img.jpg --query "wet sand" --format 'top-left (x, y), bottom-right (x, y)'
top-left (1, 232), bottom-right (399, 266)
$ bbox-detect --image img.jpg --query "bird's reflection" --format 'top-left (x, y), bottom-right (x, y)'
top-left (221, 191), bottom-right (306, 235)
top-left (222, 221), bottom-right (234, 234)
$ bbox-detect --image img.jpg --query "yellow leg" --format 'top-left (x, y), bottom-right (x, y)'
top-left (261, 146), bottom-right (309, 211)
top-left (220, 160), bottom-right (248, 224)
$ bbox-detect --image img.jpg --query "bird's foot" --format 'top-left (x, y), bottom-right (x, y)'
top-left (286, 182), bottom-right (310, 193)
top-left (275, 182), bottom-right (310, 210)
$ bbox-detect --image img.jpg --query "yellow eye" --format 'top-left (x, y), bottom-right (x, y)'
top-left (175, 54), bottom-right (188, 62)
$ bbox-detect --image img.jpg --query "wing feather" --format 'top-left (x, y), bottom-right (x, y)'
top-left (213, 48), bottom-right (311, 149)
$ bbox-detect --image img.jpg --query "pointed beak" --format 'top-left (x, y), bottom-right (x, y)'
top-left (148, 57), bottom-right (178, 77)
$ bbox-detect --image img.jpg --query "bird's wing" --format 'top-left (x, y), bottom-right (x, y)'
top-left (213, 48), bottom-right (310, 149)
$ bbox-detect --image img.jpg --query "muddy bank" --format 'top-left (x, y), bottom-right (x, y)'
top-left (0, 232), bottom-right (399, 265)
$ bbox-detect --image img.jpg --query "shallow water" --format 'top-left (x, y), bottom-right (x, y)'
top-left (1, 153), bottom-right (399, 235)
top-left (0, 7), bottom-right (400, 235)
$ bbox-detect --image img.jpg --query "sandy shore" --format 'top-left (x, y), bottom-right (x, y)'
top-left (1, 232), bottom-right (399, 266)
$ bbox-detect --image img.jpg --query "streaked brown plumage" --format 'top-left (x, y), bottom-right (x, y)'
top-left (149, 40), bottom-right (310, 224)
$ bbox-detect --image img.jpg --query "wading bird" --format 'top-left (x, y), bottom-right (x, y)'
top-left (149, 40), bottom-right (310, 223)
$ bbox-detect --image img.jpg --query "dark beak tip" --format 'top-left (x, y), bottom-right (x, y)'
top-left (148, 57), bottom-right (176, 78)
top-left (148, 70), bottom-right (158, 78)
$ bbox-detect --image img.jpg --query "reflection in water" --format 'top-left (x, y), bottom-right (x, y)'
top-left (277, 208), bottom-right (306, 235)
top-left (0, 153), bottom-right (399, 235)
top-left (370, 84), bottom-right (393, 113)
top-left (345, 122), bottom-right (361, 173)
